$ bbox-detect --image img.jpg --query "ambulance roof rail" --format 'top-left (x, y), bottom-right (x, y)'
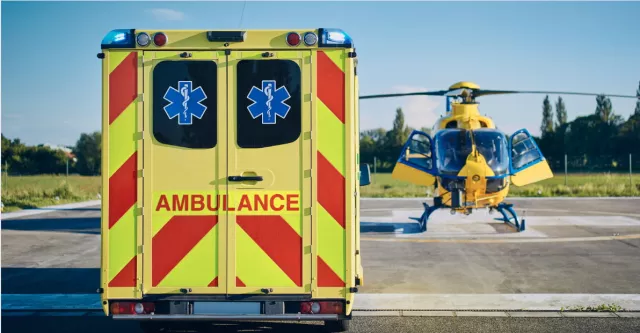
top-left (101, 29), bottom-right (136, 49)
top-left (100, 28), bottom-right (354, 49)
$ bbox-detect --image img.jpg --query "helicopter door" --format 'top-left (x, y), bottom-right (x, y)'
top-left (509, 129), bottom-right (553, 186)
top-left (391, 130), bottom-right (437, 186)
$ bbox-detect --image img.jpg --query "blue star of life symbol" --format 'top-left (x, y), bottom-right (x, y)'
top-left (163, 81), bottom-right (208, 125)
top-left (247, 80), bottom-right (291, 125)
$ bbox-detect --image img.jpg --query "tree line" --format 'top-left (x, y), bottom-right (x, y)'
top-left (2, 80), bottom-right (639, 176)
top-left (2, 132), bottom-right (102, 176)
top-left (536, 81), bottom-right (640, 172)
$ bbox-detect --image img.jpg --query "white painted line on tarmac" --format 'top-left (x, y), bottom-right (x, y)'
top-left (362, 233), bottom-right (640, 244)
top-left (5, 293), bottom-right (640, 313)
top-left (353, 294), bottom-right (640, 311)
top-left (1, 200), bottom-right (101, 220)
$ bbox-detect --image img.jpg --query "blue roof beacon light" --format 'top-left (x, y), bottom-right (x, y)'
top-left (317, 28), bottom-right (354, 48)
top-left (101, 29), bottom-right (136, 49)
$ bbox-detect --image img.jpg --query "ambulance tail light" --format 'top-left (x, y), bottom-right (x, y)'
top-left (286, 32), bottom-right (301, 46)
top-left (318, 28), bottom-right (353, 48)
top-left (110, 302), bottom-right (155, 315)
top-left (153, 32), bottom-right (168, 46)
top-left (101, 29), bottom-right (135, 49)
top-left (299, 301), bottom-right (344, 315)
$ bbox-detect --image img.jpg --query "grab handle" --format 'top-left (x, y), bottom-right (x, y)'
top-left (228, 175), bottom-right (263, 182)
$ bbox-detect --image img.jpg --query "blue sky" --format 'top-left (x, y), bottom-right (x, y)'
top-left (2, 1), bottom-right (639, 146)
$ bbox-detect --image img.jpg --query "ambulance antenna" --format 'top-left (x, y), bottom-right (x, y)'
top-left (238, 1), bottom-right (247, 28)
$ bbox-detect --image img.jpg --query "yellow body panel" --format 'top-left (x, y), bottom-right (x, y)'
top-left (100, 29), bottom-right (359, 316)
top-left (449, 81), bottom-right (480, 90)
top-left (392, 162), bottom-right (436, 186)
top-left (511, 159), bottom-right (554, 186)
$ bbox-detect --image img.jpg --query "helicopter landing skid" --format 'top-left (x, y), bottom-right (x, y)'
top-left (494, 203), bottom-right (526, 232)
top-left (418, 202), bottom-right (441, 232)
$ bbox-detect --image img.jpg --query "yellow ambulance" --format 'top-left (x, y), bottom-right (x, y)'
top-left (98, 28), bottom-right (370, 332)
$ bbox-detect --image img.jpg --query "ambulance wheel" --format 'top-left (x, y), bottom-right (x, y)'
top-left (324, 319), bottom-right (350, 332)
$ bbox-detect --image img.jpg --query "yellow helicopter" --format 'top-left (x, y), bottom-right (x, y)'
top-left (360, 81), bottom-right (639, 232)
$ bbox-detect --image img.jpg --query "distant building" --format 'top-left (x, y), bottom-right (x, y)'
top-left (43, 143), bottom-right (77, 162)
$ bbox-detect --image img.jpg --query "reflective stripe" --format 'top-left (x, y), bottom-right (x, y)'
top-left (158, 225), bottom-right (218, 287)
top-left (316, 49), bottom-right (347, 289)
top-left (108, 102), bottom-right (137, 178)
top-left (317, 205), bottom-right (346, 284)
top-left (281, 211), bottom-right (302, 237)
top-left (317, 99), bottom-right (346, 175)
top-left (108, 205), bottom-right (137, 282)
top-left (107, 51), bottom-right (138, 290)
top-left (152, 214), bottom-right (173, 237)
top-left (236, 226), bottom-right (296, 287)
top-left (151, 216), bottom-right (218, 287)
top-left (108, 51), bottom-right (131, 74)
top-left (237, 216), bottom-right (302, 287)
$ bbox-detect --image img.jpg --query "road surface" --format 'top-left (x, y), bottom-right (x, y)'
top-left (3, 197), bottom-right (640, 332)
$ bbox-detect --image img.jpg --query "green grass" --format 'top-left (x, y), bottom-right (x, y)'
top-left (1, 175), bottom-right (101, 212)
top-left (2, 172), bottom-right (638, 212)
top-left (362, 172), bottom-right (640, 198)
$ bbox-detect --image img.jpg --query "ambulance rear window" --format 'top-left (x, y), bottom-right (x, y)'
top-left (236, 59), bottom-right (301, 148)
top-left (153, 60), bottom-right (217, 149)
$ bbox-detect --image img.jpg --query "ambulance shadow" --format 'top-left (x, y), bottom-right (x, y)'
top-left (156, 321), bottom-right (327, 333)
top-left (1, 267), bottom-right (100, 294)
top-left (360, 220), bottom-right (422, 234)
top-left (1, 217), bottom-right (100, 235)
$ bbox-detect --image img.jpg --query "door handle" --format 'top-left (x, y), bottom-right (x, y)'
top-left (228, 175), bottom-right (263, 182)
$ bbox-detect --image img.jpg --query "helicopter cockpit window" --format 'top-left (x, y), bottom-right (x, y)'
top-left (511, 132), bottom-right (542, 170)
top-left (435, 129), bottom-right (510, 176)
top-left (404, 133), bottom-right (433, 170)
top-left (435, 129), bottom-right (472, 175)
top-left (473, 129), bottom-right (509, 176)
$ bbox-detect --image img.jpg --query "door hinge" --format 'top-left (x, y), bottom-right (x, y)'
top-left (354, 66), bottom-right (357, 76)
top-left (348, 51), bottom-right (357, 58)
top-left (349, 287), bottom-right (358, 293)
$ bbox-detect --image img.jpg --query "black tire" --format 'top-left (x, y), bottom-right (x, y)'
top-left (324, 319), bottom-right (350, 332)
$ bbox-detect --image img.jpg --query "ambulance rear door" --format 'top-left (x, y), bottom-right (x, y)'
top-left (142, 51), bottom-right (228, 295)
top-left (225, 51), bottom-right (312, 295)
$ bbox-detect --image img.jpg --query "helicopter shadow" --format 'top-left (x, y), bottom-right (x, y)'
top-left (360, 219), bottom-right (423, 234)
top-left (360, 216), bottom-right (521, 235)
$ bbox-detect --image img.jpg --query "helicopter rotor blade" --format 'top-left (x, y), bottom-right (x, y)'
top-left (359, 90), bottom-right (449, 100)
top-left (474, 89), bottom-right (639, 99)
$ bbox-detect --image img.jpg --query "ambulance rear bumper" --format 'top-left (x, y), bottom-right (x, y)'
top-left (112, 314), bottom-right (341, 321)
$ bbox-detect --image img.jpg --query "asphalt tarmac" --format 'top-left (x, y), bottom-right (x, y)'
top-left (3, 314), bottom-right (640, 333)
top-left (2, 197), bottom-right (640, 332)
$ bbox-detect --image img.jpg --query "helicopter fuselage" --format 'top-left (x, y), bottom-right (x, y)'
top-left (430, 101), bottom-right (511, 213)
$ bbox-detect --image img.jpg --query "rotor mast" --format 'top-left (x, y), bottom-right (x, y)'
top-left (447, 82), bottom-right (487, 129)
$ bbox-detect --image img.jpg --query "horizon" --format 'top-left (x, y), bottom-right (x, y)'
top-left (1, 1), bottom-right (639, 146)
